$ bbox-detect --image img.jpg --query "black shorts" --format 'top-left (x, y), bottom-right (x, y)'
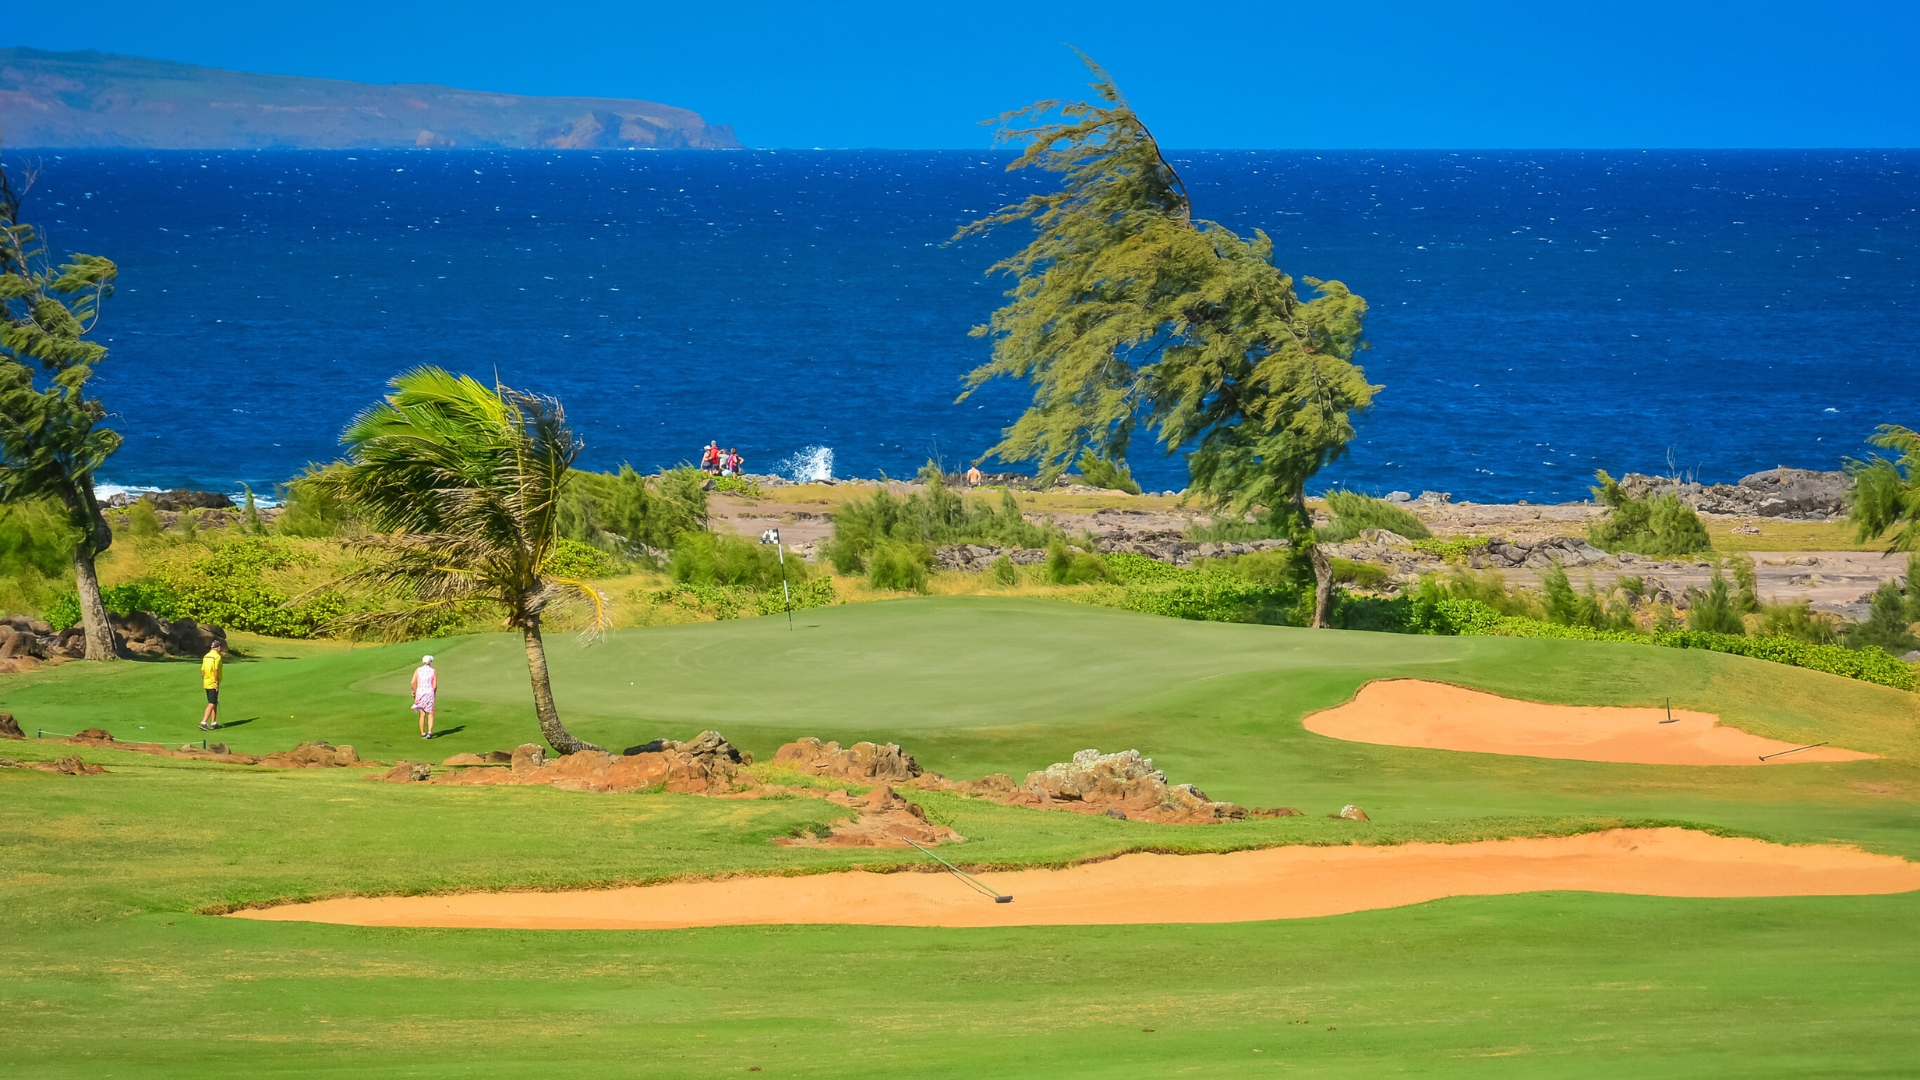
top-left (205, 688), bottom-right (219, 705)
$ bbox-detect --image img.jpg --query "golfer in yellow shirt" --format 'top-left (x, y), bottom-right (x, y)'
top-left (200, 641), bottom-right (226, 730)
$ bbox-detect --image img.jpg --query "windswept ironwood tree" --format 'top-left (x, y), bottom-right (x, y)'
top-left (1848, 423), bottom-right (1920, 552)
top-left (0, 154), bottom-right (122, 659)
top-left (320, 368), bottom-right (610, 753)
top-left (957, 56), bottom-right (1375, 625)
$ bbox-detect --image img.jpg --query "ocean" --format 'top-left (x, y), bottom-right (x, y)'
top-left (18, 148), bottom-right (1919, 502)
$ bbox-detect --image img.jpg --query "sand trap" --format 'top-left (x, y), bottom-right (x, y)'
top-left (1303, 679), bottom-right (1874, 766)
top-left (230, 828), bottom-right (1919, 930)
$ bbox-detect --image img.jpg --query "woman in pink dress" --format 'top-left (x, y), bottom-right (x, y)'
top-left (411, 655), bottom-right (438, 739)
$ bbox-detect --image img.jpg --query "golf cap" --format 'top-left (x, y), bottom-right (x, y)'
top-left (422, 655), bottom-right (434, 663)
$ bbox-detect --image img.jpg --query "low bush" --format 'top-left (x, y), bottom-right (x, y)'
top-left (1186, 514), bottom-right (1291, 542)
top-left (713, 475), bottom-right (763, 498)
top-left (160, 539), bottom-right (349, 637)
top-left (1587, 471), bottom-right (1712, 557)
top-left (989, 554), bottom-right (1019, 586)
top-left (545, 538), bottom-right (623, 579)
top-left (1319, 490), bottom-right (1432, 542)
top-left (1685, 569), bottom-right (1747, 635)
top-left (867, 541), bottom-right (930, 593)
top-left (1756, 599), bottom-right (1842, 645)
top-left (1432, 597), bottom-right (1916, 691)
top-left (1073, 449), bottom-right (1142, 495)
top-left (827, 468), bottom-right (1057, 573)
top-left (669, 531), bottom-right (804, 591)
top-left (1410, 535), bottom-right (1489, 561)
top-left (1542, 565), bottom-right (1636, 632)
top-left (1046, 541), bottom-right (1108, 585)
top-left (1843, 555), bottom-right (1920, 653)
top-left (559, 465), bottom-right (709, 556)
top-left (275, 464), bottom-right (357, 538)
top-left (649, 576), bottom-right (836, 621)
top-left (0, 498), bottom-right (76, 616)
top-left (1099, 552), bottom-right (1301, 624)
top-left (1329, 557), bottom-right (1390, 589)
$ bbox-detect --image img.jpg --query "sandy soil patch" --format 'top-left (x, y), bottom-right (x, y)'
top-left (1304, 680), bottom-right (1874, 766)
top-left (230, 828), bottom-right (1918, 930)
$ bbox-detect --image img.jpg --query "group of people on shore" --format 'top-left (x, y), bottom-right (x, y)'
top-left (700, 441), bottom-right (745, 476)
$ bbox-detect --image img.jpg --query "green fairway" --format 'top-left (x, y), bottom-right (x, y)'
top-left (3, 597), bottom-right (1917, 1075)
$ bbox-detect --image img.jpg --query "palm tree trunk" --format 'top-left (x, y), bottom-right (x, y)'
top-left (1309, 544), bottom-right (1334, 629)
top-left (72, 542), bottom-right (118, 661)
top-left (520, 620), bottom-right (602, 755)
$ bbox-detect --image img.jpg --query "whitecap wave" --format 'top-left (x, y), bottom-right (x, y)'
top-left (775, 446), bottom-right (834, 483)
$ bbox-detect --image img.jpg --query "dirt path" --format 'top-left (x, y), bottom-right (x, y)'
top-left (230, 828), bottom-right (1918, 930)
top-left (1304, 679), bottom-right (1875, 766)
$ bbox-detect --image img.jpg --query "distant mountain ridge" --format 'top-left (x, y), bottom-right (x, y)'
top-left (0, 47), bottom-right (739, 150)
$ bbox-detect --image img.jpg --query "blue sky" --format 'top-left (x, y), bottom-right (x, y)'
top-left (10, 1), bottom-right (1917, 148)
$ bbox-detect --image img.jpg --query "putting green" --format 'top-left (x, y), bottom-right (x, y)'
top-left (2, 597), bottom-right (1917, 1075)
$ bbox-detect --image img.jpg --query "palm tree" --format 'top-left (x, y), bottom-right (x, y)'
top-left (322, 368), bottom-right (610, 754)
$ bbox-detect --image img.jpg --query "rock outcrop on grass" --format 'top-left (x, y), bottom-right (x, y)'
top-left (774, 783), bottom-right (965, 848)
top-left (434, 731), bottom-right (751, 793)
top-left (1002, 748), bottom-right (1251, 824)
top-left (773, 738), bottom-right (922, 782)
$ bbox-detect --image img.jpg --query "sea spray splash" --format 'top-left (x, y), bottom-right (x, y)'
top-left (777, 446), bottom-right (834, 483)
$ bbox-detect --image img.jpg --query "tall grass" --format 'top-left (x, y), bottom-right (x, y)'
top-left (0, 498), bottom-right (76, 616)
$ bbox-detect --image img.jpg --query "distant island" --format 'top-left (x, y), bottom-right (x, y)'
top-left (0, 47), bottom-right (739, 150)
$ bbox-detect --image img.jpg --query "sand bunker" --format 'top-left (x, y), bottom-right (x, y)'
top-left (231, 828), bottom-right (1920, 930)
top-left (1303, 680), bottom-right (1874, 766)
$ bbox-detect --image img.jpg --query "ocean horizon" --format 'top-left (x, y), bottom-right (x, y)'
top-left (17, 147), bottom-right (1917, 501)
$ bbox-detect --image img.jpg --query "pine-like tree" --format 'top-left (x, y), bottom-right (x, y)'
top-left (0, 156), bottom-right (122, 659)
top-left (957, 55), bottom-right (1374, 625)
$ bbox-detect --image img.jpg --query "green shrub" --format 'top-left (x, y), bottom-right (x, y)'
top-left (989, 554), bottom-right (1019, 586)
top-left (1410, 535), bottom-right (1488, 561)
top-left (1432, 597), bottom-right (1915, 691)
top-left (1046, 541), bottom-right (1108, 585)
top-left (1097, 552), bottom-right (1301, 624)
top-left (1329, 557), bottom-right (1389, 589)
top-left (1846, 576), bottom-right (1920, 654)
top-left (157, 538), bottom-right (346, 637)
top-left (827, 468), bottom-right (1057, 573)
top-left (669, 531), bottom-right (803, 591)
top-left (1318, 490), bottom-right (1432, 542)
top-left (866, 541), bottom-right (930, 593)
top-left (1542, 565), bottom-right (1636, 632)
top-left (126, 498), bottom-right (163, 538)
top-left (650, 576), bottom-right (837, 621)
top-left (713, 475), bottom-right (763, 498)
top-left (275, 464), bottom-right (356, 538)
top-left (1686, 570), bottom-right (1747, 635)
top-left (545, 538), bottom-right (623, 579)
top-left (1073, 449), bottom-right (1142, 495)
top-left (1409, 567), bottom-right (1541, 619)
top-left (560, 465), bottom-right (710, 556)
top-left (1587, 471), bottom-right (1711, 556)
top-left (1758, 599), bottom-right (1841, 645)
top-left (44, 579), bottom-right (185, 631)
top-left (0, 498), bottom-right (76, 616)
